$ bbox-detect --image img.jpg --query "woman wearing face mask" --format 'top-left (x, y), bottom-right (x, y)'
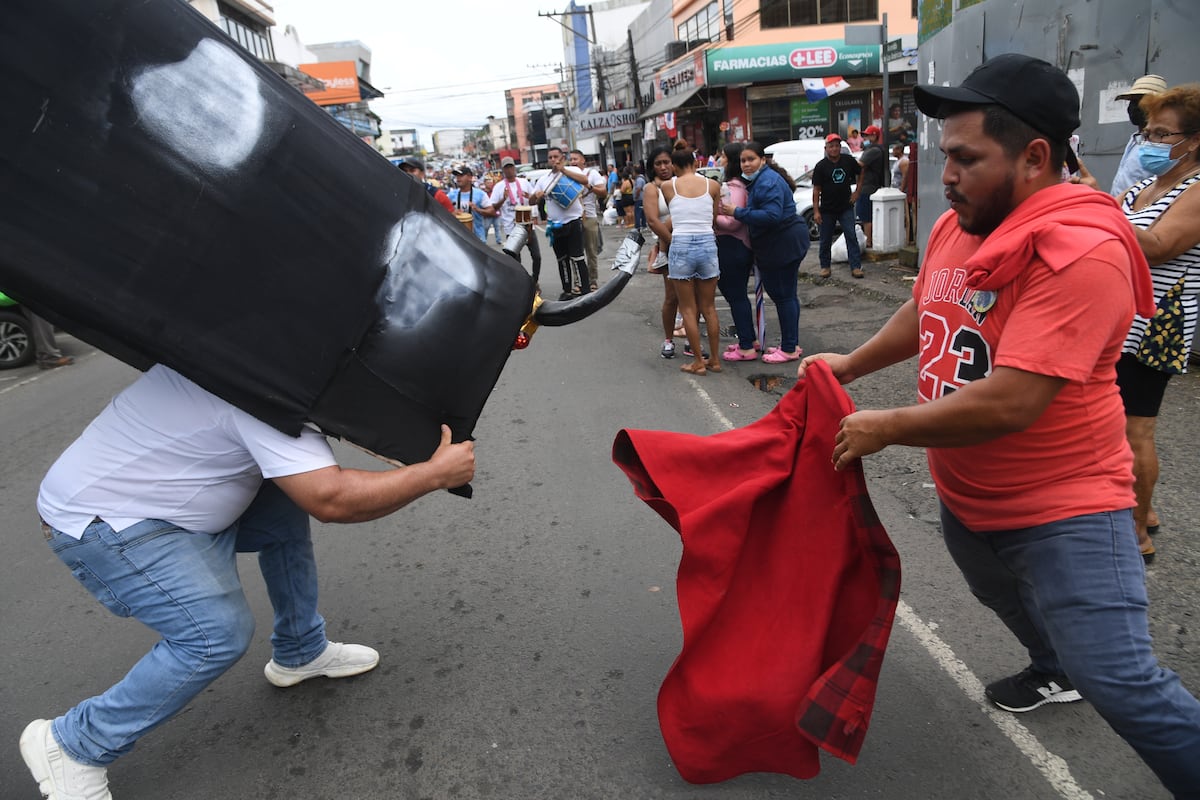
top-left (716, 142), bottom-right (760, 361)
top-left (719, 141), bottom-right (809, 363)
top-left (1116, 83), bottom-right (1200, 563)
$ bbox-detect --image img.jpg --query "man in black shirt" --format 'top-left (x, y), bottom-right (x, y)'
top-left (812, 134), bottom-right (863, 279)
top-left (856, 124), bottom-right (889, 250)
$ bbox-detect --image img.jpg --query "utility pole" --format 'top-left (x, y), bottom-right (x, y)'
top-left (627, 27), bottom-right (642, 166)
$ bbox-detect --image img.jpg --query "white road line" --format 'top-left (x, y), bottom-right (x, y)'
top-left (0, 373), bottom-right (44, 395)
top-left (896, 601), bottom-right (1093, 800)
top-left (688, 378), bottom-right (1093, 800)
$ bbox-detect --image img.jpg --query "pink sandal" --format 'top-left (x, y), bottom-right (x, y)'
top-left (724, 342), bottom-right (761, 354)
top-left (721, 347), bottom-right (759, 362)
top-left (761, 348), bottom-right (801, 364)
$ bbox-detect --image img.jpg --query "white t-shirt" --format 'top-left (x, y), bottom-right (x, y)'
top-left (489, 177), bottom-right (537, 233)
top-left (38, 365), bottom-right (337, 538)
top-left (533, 169), bottom-right (584, 224)
top-left (579, 167), bottom-right (606, 219)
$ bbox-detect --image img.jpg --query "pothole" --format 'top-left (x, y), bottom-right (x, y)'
top-left (748, 373), bottom-right (795, 394)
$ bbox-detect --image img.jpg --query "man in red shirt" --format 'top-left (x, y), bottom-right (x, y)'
top-left (797, 54), bottom-right (1200, 797)
top-left (399, 157), bottom-right (454, 214)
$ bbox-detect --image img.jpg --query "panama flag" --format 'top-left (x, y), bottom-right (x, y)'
top-left (802, 76), bottom-right (850, 102)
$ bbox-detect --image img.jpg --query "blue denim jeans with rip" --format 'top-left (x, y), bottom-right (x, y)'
top-left (45, 481), bottom-right (327, 766)
top-left (940, 503), bottom-right (1200, 797)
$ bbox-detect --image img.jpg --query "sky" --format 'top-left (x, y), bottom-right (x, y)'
top-left (271, 0), bottom-right (574, 145)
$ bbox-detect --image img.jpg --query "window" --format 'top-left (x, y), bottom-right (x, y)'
top-left (749, 99), bottom-right (793, 148)
top-left (759, 0), bottom-right (878, 28)
top-left (218, 2), bottom-right (274, 61)
top-left (677, 2), bottom-right (722, 45)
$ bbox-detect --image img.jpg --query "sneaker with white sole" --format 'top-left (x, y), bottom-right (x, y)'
top-left (660, 340), bottom-right (675, 359)
top-left (985, 666), bottom-right (1082, 712)
top-left (263, 641), bottom-right (380, 688)
top-left (20, 719), bottom-right (111, 800)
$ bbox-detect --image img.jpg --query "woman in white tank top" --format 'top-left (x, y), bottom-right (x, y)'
top-left (660, 142), bottom-right (722, 375)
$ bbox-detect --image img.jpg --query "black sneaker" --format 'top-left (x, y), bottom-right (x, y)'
top-left (682, 343), bottom-right (709, 359)
top-left (985, 667), bottom-right (1082, 712)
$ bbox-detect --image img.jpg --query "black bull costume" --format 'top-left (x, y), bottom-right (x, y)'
top-left (0, 0), bottom-right (639, 493)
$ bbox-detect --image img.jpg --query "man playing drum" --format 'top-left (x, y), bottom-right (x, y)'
top-left (489, 156), bottom-right (542, 286)
top-left (530, 146), bottom-right (590, 300)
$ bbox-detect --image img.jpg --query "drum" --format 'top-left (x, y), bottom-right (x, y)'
top-left (455, 212), bottom-right (474, 231)
top-left (514, 205), bottom-right (533, 226)
top-left (545, 174), bottom-right (584, 209)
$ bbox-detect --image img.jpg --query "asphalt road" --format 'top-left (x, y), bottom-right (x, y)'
top-left (1, 235), bottom-right (1195, 799)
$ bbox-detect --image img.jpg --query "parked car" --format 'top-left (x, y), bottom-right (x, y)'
top-left (0, 291), bottom-right (34, 369)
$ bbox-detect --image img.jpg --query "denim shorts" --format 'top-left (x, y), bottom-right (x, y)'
top-left (667, 233), bottom-right (719, 280)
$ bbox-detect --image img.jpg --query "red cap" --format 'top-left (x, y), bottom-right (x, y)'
top-left (825, 133), bottom-right (842, 143)
top-left (863, 124), bottom-right (882, 137)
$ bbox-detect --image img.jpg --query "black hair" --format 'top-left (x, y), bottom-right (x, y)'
top-left (740, 140), bottom-right (767, 159)
top-left (722, 142), bottom-right (743, 182)
top-left (770, 162), bottom-right (796, 192)
top-left (648, 145), bottom-right (673, 165)
top-left (670, 148), bottom-right (694, 170)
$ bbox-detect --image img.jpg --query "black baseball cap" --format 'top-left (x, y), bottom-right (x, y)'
top-left (914, 53), bottom-right (1080, 170)
top-left (399, 157), bottom-right (425, 172)
top-left (451, 165), bottom-right (473, 177)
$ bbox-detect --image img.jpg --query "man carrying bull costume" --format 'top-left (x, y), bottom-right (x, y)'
top-left (20, 365), bottom-right (476, 800)
top-left (530, 146), bottom-right (591, 300)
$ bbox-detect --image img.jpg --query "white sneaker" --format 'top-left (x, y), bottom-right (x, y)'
top-left (20, 719), bottom-right (111, 800)
top-left (263, 641), bottom-right (380, 688)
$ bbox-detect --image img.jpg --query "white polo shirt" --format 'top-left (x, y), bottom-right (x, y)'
top-left (38, 365), bottom-right (337, 537)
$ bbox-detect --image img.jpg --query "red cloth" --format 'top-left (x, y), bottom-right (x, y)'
top-left (612, 361), bottom-right (901, 784)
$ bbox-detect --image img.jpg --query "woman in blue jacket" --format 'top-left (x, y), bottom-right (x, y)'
top-left (720, 142), bottom-right (809, 362)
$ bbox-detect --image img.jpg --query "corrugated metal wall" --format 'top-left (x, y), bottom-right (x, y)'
top-left (914, 0), bottom-right (1199, 249)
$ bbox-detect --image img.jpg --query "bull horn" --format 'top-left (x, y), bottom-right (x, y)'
top-left (533, 229), bottom-right (644, 327)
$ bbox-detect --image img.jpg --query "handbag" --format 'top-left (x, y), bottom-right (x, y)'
top-left (1135, 274), bottom-right (1190, 374)
top-left (546, 173), bottom-right (585, 209)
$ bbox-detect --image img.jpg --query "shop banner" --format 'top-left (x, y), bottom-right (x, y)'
top-left (654, 50), bottom-right (706, 102)
top-left (789, 98), bottom-right (830, 139)
top-left (298, 61), bottom-right (360, 106)
top-left (706, 41), bottom-right (880, 85)
top-left (576, 109), bottom-right (640, 136)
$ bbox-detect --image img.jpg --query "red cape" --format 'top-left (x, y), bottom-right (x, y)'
top-left (612, 361), bottom-right (900, 783)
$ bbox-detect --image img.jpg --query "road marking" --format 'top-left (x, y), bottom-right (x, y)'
top-left (896, 601), bottom-right (1092, 799)
top-left (0, 373), bottom-right (44, 395)
top-left (687, 378), bottom-right (1093, 800)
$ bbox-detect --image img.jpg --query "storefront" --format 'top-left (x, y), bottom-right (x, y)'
top-left (573, 108), bottom-right (640, 168)
top-left (705, 40), bottom-right (894, 148)
top-left (640, 50), bottom-right (724, 159)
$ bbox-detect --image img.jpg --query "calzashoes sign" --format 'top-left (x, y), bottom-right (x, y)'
top-left (706, 41), bottom-right (880, 85)
top-left (576, 109), bottom-right (640, 136)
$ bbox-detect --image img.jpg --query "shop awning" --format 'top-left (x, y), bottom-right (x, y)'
top-left (639, 88), bottom-right (704, 120)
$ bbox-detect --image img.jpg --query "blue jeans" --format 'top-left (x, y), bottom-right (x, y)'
top-left (716, 236), bottom-right (756, 349)
top-left (940, 504), bottom-right (1200, 797)
top-left (46, 481), bottom-right (327, 767)
top-left (818, 207), bottom-right (860, 271)
top-left (756, 257), bottom-right (801, 354)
